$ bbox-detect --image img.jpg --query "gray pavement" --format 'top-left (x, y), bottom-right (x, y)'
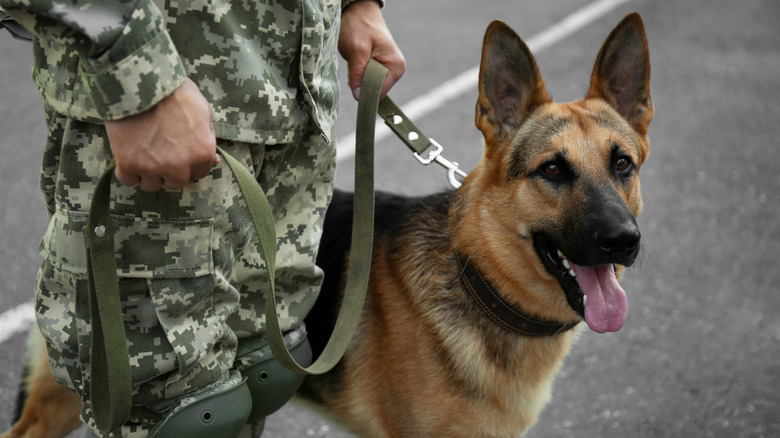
top-left (2, 0), bottom-right (779, 437)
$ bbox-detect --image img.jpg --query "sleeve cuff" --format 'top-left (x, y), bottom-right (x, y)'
top-left (74, 0), bottom-right (187, 120)
top-left (342, 0), bottom-right (384, 11)
top-left (79, 28), bottom-right (186, 120)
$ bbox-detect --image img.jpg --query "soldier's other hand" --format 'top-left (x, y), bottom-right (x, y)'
top-left (106, 78), bottom-right (219, 192)
top-left (339, 0), bottom-right (405, 100)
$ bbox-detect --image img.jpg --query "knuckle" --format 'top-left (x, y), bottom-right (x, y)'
top-left (193, 142), bottom-right (216, 164)
top-left (115, 163), bottom-right (139, 183)
top-left (138, 180), bottom-right (161, 192)
top-left (165, 178), bottom-right (187, 190)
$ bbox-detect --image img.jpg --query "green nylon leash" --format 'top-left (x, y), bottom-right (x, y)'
top-left (265, 59), bottom-right (384, 373)
top-left (85, 59), bottom-right (388, 434)
top-left (85, 158), bottom-right (132, 435)
top-left (377, 97), bottom-right (431, 155)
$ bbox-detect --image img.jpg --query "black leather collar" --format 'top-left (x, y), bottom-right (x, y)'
top-left (456, 253), bottom-right (579, 337)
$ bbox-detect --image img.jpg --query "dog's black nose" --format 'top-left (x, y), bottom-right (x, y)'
top-left (594, 217), bottom-right (641, 259)
top-left (581, 182), bottom-right (642, 265)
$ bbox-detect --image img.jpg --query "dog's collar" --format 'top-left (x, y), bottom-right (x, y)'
top-left (456, 253), bottom-right (579, 337)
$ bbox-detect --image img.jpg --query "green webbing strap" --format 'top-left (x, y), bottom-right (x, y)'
top-left (377, 97), bottom-right (432, 155)
top-left (264, 58), bottom-right (386, 373)
top-left (85, 158), bottom-right (132, 435)
top-left (85, 59), bottom-right (388, 434)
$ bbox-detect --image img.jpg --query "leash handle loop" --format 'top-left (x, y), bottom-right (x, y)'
top-left (85, 158), bottom-right (132, 435)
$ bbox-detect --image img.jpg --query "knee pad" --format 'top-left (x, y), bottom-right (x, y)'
top-left (150, 379), bottom-right (252, 438)
top-left (80, 334), bottom-right (312, 438)
top-left (80, 377), bottom-right (252, 438)
top-left (242, 335), bottom-right (313, 421)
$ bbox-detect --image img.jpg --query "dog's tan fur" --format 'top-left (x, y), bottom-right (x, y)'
top-left (299, 13), bottom-right (651, 437)
top-left (4, 328), bottom-right (82, 438)
top-left (3, 13), bottom-right (651, 438)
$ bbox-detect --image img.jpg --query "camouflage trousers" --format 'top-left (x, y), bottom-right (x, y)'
top-left (34, 109), bottom-right (336, 436)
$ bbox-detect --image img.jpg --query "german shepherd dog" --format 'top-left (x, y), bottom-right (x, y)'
top-left (4, 13), bottom-right (651, 438)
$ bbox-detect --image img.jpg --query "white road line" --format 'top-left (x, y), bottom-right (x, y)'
top-left (335, 0), bottom-right (632, 162)
top-left (0, 301), bottom-right (34, 344)
top-left (0, 0), bottom-right (631, 347)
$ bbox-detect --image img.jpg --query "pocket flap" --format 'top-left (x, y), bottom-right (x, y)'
top-left (39, 209), bottom-right (214, 279)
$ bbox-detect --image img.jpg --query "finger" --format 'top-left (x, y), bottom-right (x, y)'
top-left (190, 135), bottom-right (219, 181)
top-left (137, 175), bottom-right (164, 192)
top-left (190, 158), bottom-right (218, 183)
top-left (371, 47), bottom-right (406, 99)
top-left (347, 51), bottom-right (371, 100)
top-left (193, 110), bottom-right (219, 180)
top-left (379, 57), bottom-right (405, 98)
top-left (352, 56), bottom-right (404, 101)
top-left (161, 175), bottom-right (188, 191)
top-left (347, 44), bottom-right (405, 100)
top-left (114, 166), bottom-right (141, 187)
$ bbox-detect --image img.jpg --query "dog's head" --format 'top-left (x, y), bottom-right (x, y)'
top-left (455, 13), bottom-right (652, 333)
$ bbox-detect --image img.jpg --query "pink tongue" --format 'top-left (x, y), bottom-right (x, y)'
top-left (571, 264), bottom-right (627, 333)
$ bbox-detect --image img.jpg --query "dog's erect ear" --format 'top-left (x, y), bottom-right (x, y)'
top-left (476, 20), bottom-right (551, 145)
top-left (587, 13), bottom-right (653, 136)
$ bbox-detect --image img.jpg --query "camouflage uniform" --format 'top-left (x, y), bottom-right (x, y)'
top-left (0, 0), bottom-right (376, 435)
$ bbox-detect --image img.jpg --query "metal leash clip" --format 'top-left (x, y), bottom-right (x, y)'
top-left (413, 139), bottom-right (468, 189)
top-left (378, 97), bottom-right (468, 189)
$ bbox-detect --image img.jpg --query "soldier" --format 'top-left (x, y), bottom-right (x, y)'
top-left (0, 0), bottom-right (405, 436)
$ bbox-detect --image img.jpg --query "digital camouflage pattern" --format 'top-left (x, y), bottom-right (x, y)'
top-left (0, 0), bottom-right (367, 143)
top-left (0, 0), bottom-right (364, 433)
top-left (36, 111), bottom-right (336, 435)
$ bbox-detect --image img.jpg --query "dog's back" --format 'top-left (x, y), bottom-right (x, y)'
top-left (303, 189), bottom-right (454, 362)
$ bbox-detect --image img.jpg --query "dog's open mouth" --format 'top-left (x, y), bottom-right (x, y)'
top-left (533, 236), bottom-right (628, 333)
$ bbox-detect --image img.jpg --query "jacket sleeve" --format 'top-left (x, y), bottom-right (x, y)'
top-left (0, 0), bottom-right (186, 120)
top-left (341, 0), bottom-right (384, 10)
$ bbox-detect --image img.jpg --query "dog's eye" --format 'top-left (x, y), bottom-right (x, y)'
top-left (615, 156), bottom-right (633, 173)
top-left (537, 159), bottom-right (573, 184)
top-left (536, 156), bottom-right (573, 184)
top-left (544, 163), bottom-right (561, 176)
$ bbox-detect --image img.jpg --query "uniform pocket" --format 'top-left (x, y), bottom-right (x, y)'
top-left (37, 208), bottom-right (226, 401)
top-left (110, 214), bottom-right (214, 279)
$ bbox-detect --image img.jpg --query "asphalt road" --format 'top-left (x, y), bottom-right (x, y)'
top-left (1, 0), bottom-right (778, 437)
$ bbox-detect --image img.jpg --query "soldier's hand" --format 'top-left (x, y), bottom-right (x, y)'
top-left (105, 78), bottom-right (219, 192)
top-left (339, 0), bottom-right (405, 100)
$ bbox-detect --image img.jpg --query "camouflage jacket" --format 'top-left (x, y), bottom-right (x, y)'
top-left (0, 0), bottom-right (375, 144)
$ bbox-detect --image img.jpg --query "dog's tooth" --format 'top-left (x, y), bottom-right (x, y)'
top-left (568, 268), bottom-right (576, 277)
top-left (562, 259), bottom-right (571, 269)
top-left (557, 249), bottom-right (565, 259)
